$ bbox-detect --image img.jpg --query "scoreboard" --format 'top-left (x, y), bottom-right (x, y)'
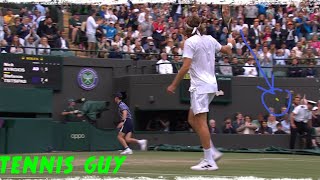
top-left (0, 54), bottom-right (63, 90)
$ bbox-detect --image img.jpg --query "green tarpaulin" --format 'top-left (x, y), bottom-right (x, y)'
top-left (148, 144), bottom-right (320, 156)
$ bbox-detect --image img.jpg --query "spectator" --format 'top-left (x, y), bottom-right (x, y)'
top-left (231, 57), bottom-right (245, 76)
top-left (274, 123), bottom-right (287, 134)
top-left (219, 57), bottom-right (233, 76)
top-left (252, 113), bottom-right (265, 129)
top-left (108, 44), bottom-right (123, 59)
top-left (237, 115), bottom-right (258, 134)
top-left (267, 114), bottom-right (279, 134)
top-left (288, 58), bottom-right (303, 77)
top-left (17, 16), bottom-right (31, 40)
top-left (304, 61), bottom-right (316, 78)
top-left (285, 21), bottom-right (298, 49)
top-left (4, 9), bottom-right (15, 27)
top-left (259, 46), bottom-right (273, 78)
top-left (271, 22), bottom-right (286, 49)
top-left (256, 121), bottom-right (273, 134)
top-left (37, 37), bottom-right (51, 55)
top-left (69, 13), bottom-right (82, 44)
top-left (243, 56), bottom-right (258, 77)
top-left (37, 16), bottom-right (58, 48)
top-left (86, 9), bottom-right (103, 57)
top-left (156, 53), bottom-right (173, 74)
top-left (248, 19), bottom-right (261, 48)
top-left (97, 36), bottom-right (110, 58)
top-left (222, 117), bottom-right (237, 134)
top-left (292, 42), bottom-right (304, 58)
top-left (55, 31), bottom-right (69, 50)
top-left (273, 49), bottom-right (287, 65)
top-left (171, 52), bottom-right (182, 73)
top-left (0, 39), bottom-right (9, 53)
top-left (281, 114), bottom-right (291, 134)
top-left (102, 21), bottom-right (117, 41)
top-left (209, 119), bottom-right (220, 134)
top-left (10, 35), bottom-right (24, 54)
top-left (24, 29), bottom-right (40, 55)
top-left (111, 34), bottom-right (123, 51)
top-left (232, 112), bottom-right (244, 130)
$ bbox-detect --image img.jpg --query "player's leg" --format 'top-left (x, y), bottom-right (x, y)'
top-left (118, 121), bottom-right (133, 155)
top-left (189, 92), bottom-right (218, 171)
top-left (118, 131), bottom-right (133, 155)
top-left (125, 132), bottom-right (148, 151)
top-left (188, 101), bottom-right (222, 161)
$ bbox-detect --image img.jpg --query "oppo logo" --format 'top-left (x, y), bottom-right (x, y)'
top-left (70, 134), bottom-right (86, 139)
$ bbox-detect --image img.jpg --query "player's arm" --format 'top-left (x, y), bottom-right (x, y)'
top-left (168, 57), bottom-right (191, 88)
top-left (219, 38), bottom-right (236, 55)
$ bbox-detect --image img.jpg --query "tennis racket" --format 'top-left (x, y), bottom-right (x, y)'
top-left (221, 5), bottom-right (233, 38)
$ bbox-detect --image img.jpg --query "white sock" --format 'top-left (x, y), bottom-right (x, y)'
top-left (204, 148), bottom-right (214, 164)
top-left (210, 140), bottom-right (216, 154)
top-left (137, 140), bottom-right (144, 145)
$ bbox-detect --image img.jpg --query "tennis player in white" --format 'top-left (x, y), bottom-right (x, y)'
top-left (167, 15), bottom-right (235, 171)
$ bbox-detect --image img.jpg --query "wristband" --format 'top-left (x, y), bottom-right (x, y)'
top-left (227, 43), bottom-right (233, 49)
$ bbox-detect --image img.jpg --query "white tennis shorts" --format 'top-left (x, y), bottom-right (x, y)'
top-left (190, 88), bottom-right (215, 115)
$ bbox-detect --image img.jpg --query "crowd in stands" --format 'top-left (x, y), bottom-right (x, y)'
top-left (0, 2), bottom-right (320, 77)
top-left (207, 93), bottom-right (320, 148)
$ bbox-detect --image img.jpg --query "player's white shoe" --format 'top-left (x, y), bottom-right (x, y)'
top-left (213, 149), bottom-right (223, 162)
top-left (120, 148), bottom-right (133, 155)
top-left (190, 159), bottom-right (219, 171)
top-left (139, 139), bottom-right (148, 151)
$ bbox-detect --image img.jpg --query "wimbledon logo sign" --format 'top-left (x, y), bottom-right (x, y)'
top-left (78, 68), bottom-right (99, 90)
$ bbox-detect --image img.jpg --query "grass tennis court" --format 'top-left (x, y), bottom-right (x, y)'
top-left (1, 151), bottom-right (319, 179)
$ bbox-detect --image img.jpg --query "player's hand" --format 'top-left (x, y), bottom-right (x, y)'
top-left (167, 84), bottom-right (176, 94)
top-left (117, 122), bottom-right (124, 129)
top-left (227, 37), bottom-right (236, 46)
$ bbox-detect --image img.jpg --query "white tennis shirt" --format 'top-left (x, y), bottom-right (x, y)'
top-left (183, 35), bottom-right (222, 94)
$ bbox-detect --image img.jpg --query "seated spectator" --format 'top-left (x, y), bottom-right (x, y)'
top-left (252, 113), bottom-right (265, 129)
top-left (37, 37), bottom-right (51, 55)
top-left (0, 39), bottom-right (9, 53)
top-left (55, 31), bottom-right (69, 50)
top-left (111, 34), bottom-right (123, 51)
top-left (156, 53), bottom-right (173, 74)
top-left (122, 39), bottom-right (134, 56)
top-left (273, 49), bottom-right (287, 65)
top-left (232, 112), bottom-right (245, 130)
top-left (209, 119), bottom-right (220, 134)
top-left (274, 123), bottom-right (287, 134)
top-left (24, 29), bottom-right (40, 55)
top-left (219, 57), bottom-right (233, 76)
top-left (231, 57), bottom-right (245, 76)
top-left (243, 56), bottom-right (258, 77)
top-left (292, 42), bottom-right (303, 58)
top-left (37, 16), bottom-right (59, 48)
top-left (281, 114), bottom-right (291, 134)
top-left (288, 58), bottom-right (303, 77)
top-left (236, 115), bottom-right (258, 134)
top-left (145, 42), bottom-right (159, 61)
top-left (10, 35), bottom-right (24, 54)
top-left (258, 46), bottom-right (273, 78)
top-left (97, 37), bottom-right (110, 58)
top-left (267, 114), bottom-right (279, 134)
top-left (171, 52), bottom-right (182, 73)
top-left (69, 13), bottom-right (82, 44)
top-left (256, 121), bottom-right (273, 134)
top-left (304, 62), bottom-right (316, 78)
top-left (222, 117), bottom-right (237, 134)
top-left (108, 44), bottom-right (123, 59)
